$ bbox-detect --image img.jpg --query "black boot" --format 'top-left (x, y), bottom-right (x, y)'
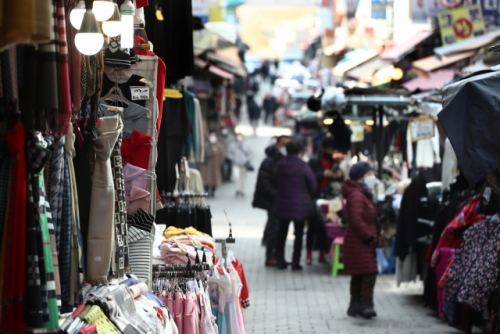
top-left (277, 260), bottom-right (287, 270)
top-left (291, 263), bottom-right (303, 271)
top-left (362, 301), bottom-right (377, 319)
top-left (347, 301), bottom-right (363, 317)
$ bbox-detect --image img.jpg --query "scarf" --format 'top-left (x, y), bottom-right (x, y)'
top-left (25, 133), bottom-right (52, 326)
top-left (1, 121), bottom-right (27, 334)
top-left (64, 0), bottom-right (82, 113)
top-left (60, 155), bottom-right (72, 311)
top-left (56, 0), bottom-right (72, 136)
top-left (50, 136), bottom-right (65, 249)
top-left (87, 116), bottom-right (122, 284)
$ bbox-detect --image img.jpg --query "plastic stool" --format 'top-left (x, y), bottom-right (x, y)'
top-left (387, 239), bottom-right (396, 274)
top-left (331, 236), bottom-right (344, 277)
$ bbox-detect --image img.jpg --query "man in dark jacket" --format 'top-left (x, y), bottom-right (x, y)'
top-left (307, 137), bottom-right (344, 264)
top-left (274, 140), bottom-right (317, 270)
top-left (253, 135), bottom-right (291, 266)
top-left (263, 94), bottom-right (277, 125)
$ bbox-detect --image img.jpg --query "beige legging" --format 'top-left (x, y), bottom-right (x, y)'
top-left (235, 165), bottom-right (247, 193)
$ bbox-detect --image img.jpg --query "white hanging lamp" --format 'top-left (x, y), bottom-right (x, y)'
top-left (120, 0), bottom-right (135, 48)
top-left (102, 3), bottom-right (122, 37)
top-left (69, 0), bottom-right (86, 30)
top-left (75, 10), bottom-right (104, 55)
top-left (93, 0), bottom-right (115, 22)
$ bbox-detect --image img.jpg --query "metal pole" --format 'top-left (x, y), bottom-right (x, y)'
top-left (377, 106), bottom-right (384, 180)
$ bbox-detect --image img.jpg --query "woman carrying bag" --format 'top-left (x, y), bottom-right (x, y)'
top-left (227, 134), bottom-right (254, 197)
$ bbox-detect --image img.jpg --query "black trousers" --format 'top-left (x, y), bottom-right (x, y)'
top-left (350, 274), bottom-right (377, 302)
top-left (276, 220), bottom-right (305, 265)
top-left (264, 209), bottom-right (279, 260)
top-left (306, 217), bottom-right (328, 251)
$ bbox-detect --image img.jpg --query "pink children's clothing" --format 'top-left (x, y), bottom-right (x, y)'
top-left (183, 291), bottom-right (199, 334)
top-left (126, 186), bottom-right (151, 215)
top-left (174, 291), bottom-right (185, 334)
top-left (123, 163), bottom-right (148, 195)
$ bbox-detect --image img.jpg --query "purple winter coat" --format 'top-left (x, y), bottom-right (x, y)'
top-left (273, 155), bottom-right (317, 222)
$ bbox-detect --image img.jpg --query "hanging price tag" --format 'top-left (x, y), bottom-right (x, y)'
top-left (130, 86), bottom-right (150, 101)
top-left (164, 88), bottom-right (183, 99)
top-left (156, 9), bottom-right (164, 21)
top-left (409, 116), bottom-right (435, 142)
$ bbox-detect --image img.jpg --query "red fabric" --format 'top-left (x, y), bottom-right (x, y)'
top-left (135, 0), bottom-right (149, 9)
top-left (341, 179), bottom-right (378, 275)
top-left (319, 156), bottom-right (331, 192)
top-left (232, 259), bottom-right (249, 303)
top-left (1, 121), bottom-right (27, 334)
top-left (72, 304), bottom-right (86, 317)
top-left (134, 36), bottom-right (166, 139)
top-left (78, 324), bottom-right (97, 334)
top-left (121, 131), bottom-right (152, 170)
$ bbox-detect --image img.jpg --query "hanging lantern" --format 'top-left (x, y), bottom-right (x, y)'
top-left (102, 3), bottom-right (122, 37)
top-left (93, 0), bottom-right (115, 22)
top-left (69, 0), bottom-right (86, 30)
top-left (75, 10), bottom-right (104, 55)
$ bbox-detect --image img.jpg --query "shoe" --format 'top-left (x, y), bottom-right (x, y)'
top-left (235, 191), bottom-right (240, 197)
top-left (319, 250), bottom-right (327, 264)
top-left (265, 259), bottom-right (278, 266)
top-left (277, 261), bottom-right (287, 270)
top-left (291, 264), bottom-right (303, 271)
top-left (306, 251), bottom-right (313, 265)
top-left (362, 301), bottom-right (377, 319)
top-left (347, 301), bottom-right (363, 317)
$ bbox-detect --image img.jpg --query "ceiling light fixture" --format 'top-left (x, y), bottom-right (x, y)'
top-left (102, 3), bottom-right (122, 37)
top-left (93, 0), bottom-right (115, 22)
top-left (75, 10), bottom-right (104, 55)
top-left (69, 0), bottom-right (86, 30)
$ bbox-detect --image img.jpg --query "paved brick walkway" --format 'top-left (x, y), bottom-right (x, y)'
top-left (207, 129), bottom-right (470, 334)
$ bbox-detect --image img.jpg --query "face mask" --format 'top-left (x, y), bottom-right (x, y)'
top-left (278, 147), bottom-right (287, 156)
top-left (209, 136), bottom-right (217, 144)
top-left (364, 175), bottom-right (376, 189)
top-left (237, 136), bottom-right (243, 142)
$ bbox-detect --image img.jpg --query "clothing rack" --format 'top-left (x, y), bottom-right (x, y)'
top-left (161, 191), bottom-right (209, 199)
top-left (152, 263), bottom-right (211, 277)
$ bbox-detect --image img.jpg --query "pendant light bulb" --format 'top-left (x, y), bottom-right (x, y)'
top-left (120, 0), bottom-right (136, 49)
top-left (102, 3), bottom-right (122, 37)
top-left (69, 0), bottom-right (86, 30)
top-left (75, 10), bottom-right (104, 55)
top-left (93, 0), bottom-right (115, 22)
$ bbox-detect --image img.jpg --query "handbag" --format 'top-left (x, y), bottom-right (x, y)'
top-left (244, 161), bottom-right (254, 172)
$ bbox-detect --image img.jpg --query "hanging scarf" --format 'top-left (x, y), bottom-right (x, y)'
top-left (50, 137), bottom-right (65, 250)
top-left (56, 0), bottom-right (72, 136)
top-left (87, 116), bottom-right (122, 284)
top-left (1, 121), bottom-right (27, 334)
top-left (25, 133), bottom-right (52, 326)
top-left (65, 0), bottom-right (82, 113)
top-left (0, 154), bottom-right (11, 247)
top-left (59, 156), bottom-right (72, 312)
top-left (65, 126), bottom-right (85, 307)
top-left (110, 133), bottom-right (128, 279)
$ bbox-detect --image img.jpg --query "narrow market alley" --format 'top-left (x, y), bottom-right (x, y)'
top-left (208, 127), bottom-right (468, 334)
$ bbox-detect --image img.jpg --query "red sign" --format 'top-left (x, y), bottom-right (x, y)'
top-left (453, 18), bottom-right (473, 38)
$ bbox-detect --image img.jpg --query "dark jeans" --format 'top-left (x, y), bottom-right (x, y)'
top-left (264, 209), bottom-right (279, 260)
top-left (350, 274), bottom-right (377, 303)
top-left (306, 217), bottom-right (328, 251)
top-left (276, 220), bottom-right (305, 265)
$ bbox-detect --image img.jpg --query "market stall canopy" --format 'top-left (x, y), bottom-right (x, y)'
top-left (402, 69), bottom-right (455, 92)
top-left (323, 41), bottom-right (348, 56)
top-left (412, 51), bottom-right (476, 74)
top-left (344, 57), bottom-right (390, 81)
top-left (333, 48), bottom-right (378, 77)
top-left (207, 51), bottom-right (247, 77)
top-left (204, 22), bottom-right (238, 44)
top-left (380, 31), bottom-right (435, 63)
top-left (194, 57), bottom-right (234, 83)
top-left (439, 70), bottom-right (499, 187)
top-left (434, 30), bottom-right (500, 60)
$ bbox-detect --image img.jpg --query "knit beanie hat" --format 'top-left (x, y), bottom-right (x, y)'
top-left (349, 162), bottom-right (373, 180)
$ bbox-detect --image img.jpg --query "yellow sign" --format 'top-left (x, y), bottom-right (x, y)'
top-left (438, 5), bottom-right (486, 45)
top-left (164, 89), bottom-right (183, 99)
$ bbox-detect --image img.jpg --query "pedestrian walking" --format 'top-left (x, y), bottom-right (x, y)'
top-left (252, 135), bottom-right (292, 266)
top-left (263, 94), bottom-right (277, 125)
top-left (274, 140), bottom-right (317, 270)
top-left (307, 137), bottom-right (344, 265)
top-left (342, 162), bottom-right (379, 319)
top-left (227, 134), bottom-right (254, 197)
top-left (219, 127), bottom-right (235, 182)
top-left (199, 132), bottom-right (225, 197)
top-left (247, 95), bottom-right (261, 135)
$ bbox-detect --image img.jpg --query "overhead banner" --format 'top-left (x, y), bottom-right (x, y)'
top-left (371, 0), bottom-right (387, 19)
top-left (438, 5), bottom-right (486, 45)
top-left (467, 0), bottom-right (499, 27)
top-left (411, 0), bottom-right (429, 23)
top-left (409, 117), bottom-right (435, 142)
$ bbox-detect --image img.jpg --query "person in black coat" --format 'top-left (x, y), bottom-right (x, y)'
top-left (247, 94), bottom-right (261, 135)
top-left (263, 94), bottom-right (277, 125)
top-left (252, 135), bottom-right (291, 266)
top-left (307, 137), bottom-right (344, 264)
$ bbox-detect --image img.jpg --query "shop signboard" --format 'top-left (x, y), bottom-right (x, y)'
top-left (440, 0), bottom-right (463, 8)
top-left (412, 0), bottom-right (429, 23)
top-left (467, 0), bottom-right (499, 27)
top-left (371, 0), bottom-right (387, 19)
top-left (409, 116), bottom-right (435, 142)
top-left (438, 5), bottom-right (486, 45)
top-left (350, 124), bottom-right (365, 142)
top-left (426, 0), bottom-right (440, 17)
top-left (192, 0), bottom-right (209, 23)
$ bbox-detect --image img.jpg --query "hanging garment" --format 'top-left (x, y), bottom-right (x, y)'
top-left (65, 127), bottom-right (85, 308)
top-left (445, 215), bottom-right (500, 311)
top-left (65, 0), bottom-right (82, 113)
top-left (127, 209), bottom-right (154, 285)
top-left (1, 121), bottom-right (27, 334)
top-left (183, 90), bottom-right (198, 160)
top-left (209, 262), bottom-right (231, 334)
top-left (121, 130), bottom-right (152, 170)
top-left (24, 133), bottom-right (51, 326)
top-left (102, 73), bottom-right (148, 108)
top-left (87, 116), bottom-right (122, 284)
top-left (60, 154), bottom-right (73, 311)
top-left (0, 154), bottom-right (10, 246)
top-left (126, 186), bottom-right (151, 215)
top-left (174, 291), bottom-right (185, 334)
top-left (123, 163), bottom-right (148, 195)
top-left (50, 136), bottom-right (65, 249)
top-left (110, 132), bottom-right (127, 279)
top-left (184, 291), bottom-right (199, 334)
top-left (231, 260), bottom-right (250, 309)
top-left (406, 123), bottom-right (441, 169)
top-left (56, 0), bottom-right (72, 135)
top-left (226, 266), bottom-right (244, 334)
top-left (100, 98), bottom-right (150, 139)
top-left (442, 138), bottom-right (459, 193)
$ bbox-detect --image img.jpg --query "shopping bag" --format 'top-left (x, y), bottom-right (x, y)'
top-left (376, 248), bottom-right (389, 274)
